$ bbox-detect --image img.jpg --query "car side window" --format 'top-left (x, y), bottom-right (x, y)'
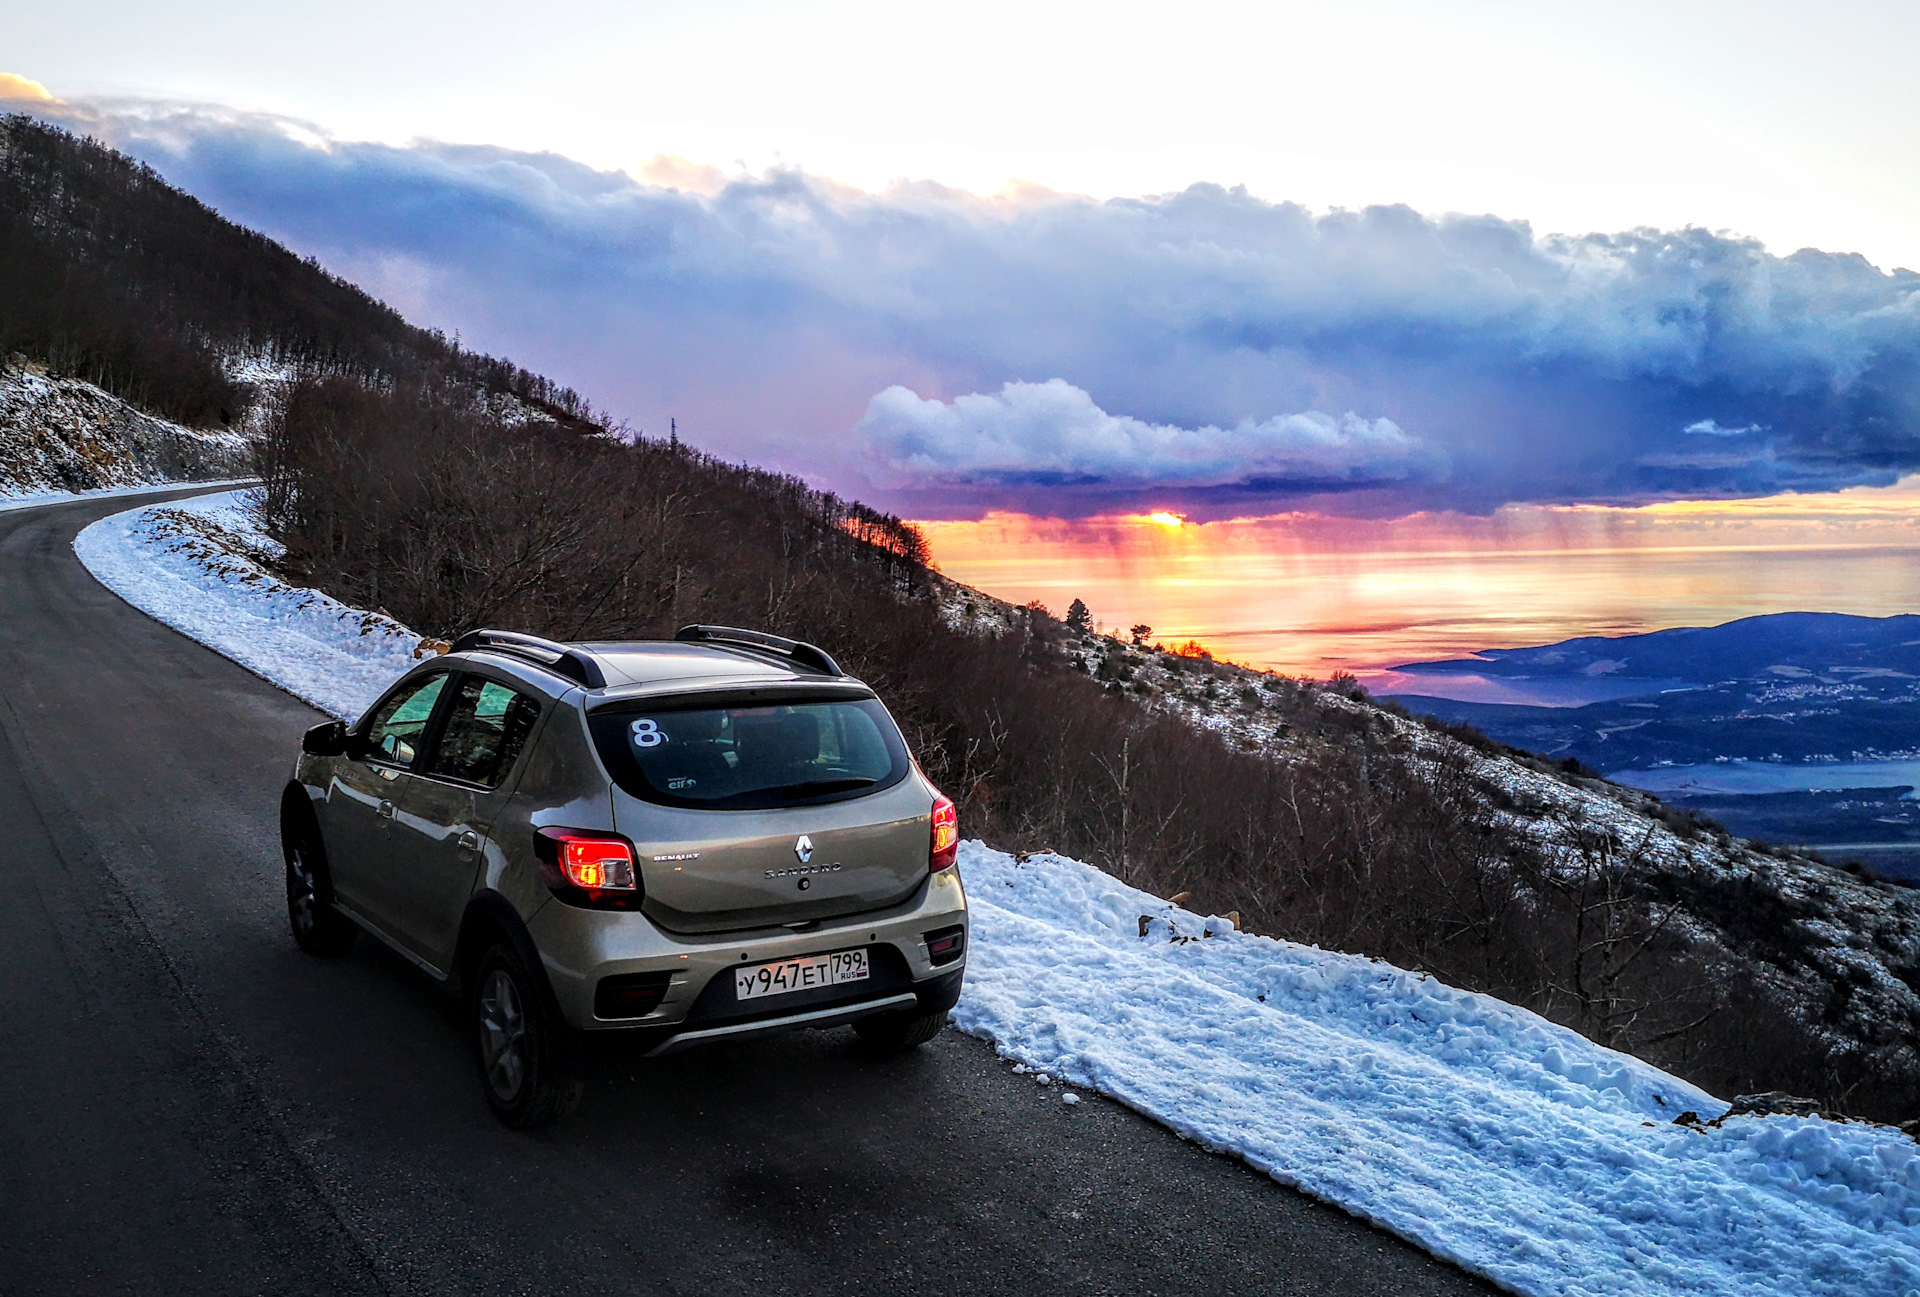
top-left (362, 673), bottom-right (449, 769)
top-left (428, 676), bottom-right (541, 788)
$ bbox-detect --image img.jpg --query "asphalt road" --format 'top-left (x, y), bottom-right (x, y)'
top-left (0, 487), bottom-right (1500, 1297)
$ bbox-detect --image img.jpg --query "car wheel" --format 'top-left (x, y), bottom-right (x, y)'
top-left (284, 818), bottom-right (356, 956)
top-left (853, 1007), bottom-right (949, 1052)
top-left (472, 943), bottom-right (584, 1129)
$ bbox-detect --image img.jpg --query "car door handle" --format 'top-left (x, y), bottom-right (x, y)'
top-left (458, 830), bottom-right (482, 855)
top-left (377, 799), bottom-right (396, 819)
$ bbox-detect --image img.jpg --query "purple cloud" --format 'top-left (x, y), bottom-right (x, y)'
top-left (26, 100), bottom-right (1920, 518)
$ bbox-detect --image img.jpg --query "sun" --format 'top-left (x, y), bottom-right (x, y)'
top-left (1147, 510), bottom-right (1186, 528)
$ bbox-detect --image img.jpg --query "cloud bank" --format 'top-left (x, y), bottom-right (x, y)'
top-left (29, 101), bottom-right (1920, 518)
top-left (859, 381), bottom-right (1434, 496)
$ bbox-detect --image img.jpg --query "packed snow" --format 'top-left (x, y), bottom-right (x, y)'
top-left (956, 843), bottom-right (1920, 1296)
top-left (73, 488), bottom-right (1920, 1297)
top-left (73, 489), bottom-right (428, 721)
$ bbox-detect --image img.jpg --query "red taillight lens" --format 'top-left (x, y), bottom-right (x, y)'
top-left (930, 794), bottom-right (959, 873)
top-left (535, 827), bottom-right (641, 907)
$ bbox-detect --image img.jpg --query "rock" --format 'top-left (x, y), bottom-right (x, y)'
top-left (1725, 1092), bottom-right (1826, 1120)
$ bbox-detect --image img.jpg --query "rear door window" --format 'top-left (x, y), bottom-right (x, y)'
top-left (361, 672), bottom-right (448, 769)
top-left (588, 697), bottom-right (909, 809)
top-left (428, 676), bottom-right (542, 788)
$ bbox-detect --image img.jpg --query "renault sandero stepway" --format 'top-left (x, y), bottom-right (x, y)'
top-left (280, 626), bottom-right (968, 1127)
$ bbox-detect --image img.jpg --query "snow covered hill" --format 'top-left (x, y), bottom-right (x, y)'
top-left (69, 488), bottom-right (1920, 1297)
top-left (0, 359), bottom-right (253, 499)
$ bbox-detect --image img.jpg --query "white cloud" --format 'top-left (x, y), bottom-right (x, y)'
top-left (858, 380), bottom-right (1434, 492)
top-left (1683, 419), bottom-right (1764, 437)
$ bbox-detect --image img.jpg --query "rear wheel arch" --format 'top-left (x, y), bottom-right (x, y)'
top-left (456, 891), bottom-right (587, 1099)
top-left (455, 891), bottom-right (549, 1004)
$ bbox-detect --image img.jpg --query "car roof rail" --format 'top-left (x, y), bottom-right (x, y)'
top-left (449, 628), bottom-right (608, 689)
top-left (674, 624), bottom-right (844, 677)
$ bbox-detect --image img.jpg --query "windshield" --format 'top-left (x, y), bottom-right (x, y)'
top-left (588, 696), bottom-right (911, 809)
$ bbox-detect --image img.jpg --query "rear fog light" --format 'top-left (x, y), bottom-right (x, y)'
top-left (595, 971), bottom-right (672, 1019)
top-left (924, 924), bottom-right (965, 966)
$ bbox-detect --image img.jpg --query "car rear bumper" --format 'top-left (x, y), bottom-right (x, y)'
top-left (526, 865), bottom-right (968, 1036)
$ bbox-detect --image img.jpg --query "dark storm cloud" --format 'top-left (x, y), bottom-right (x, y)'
top-left (41, 102), bottom-right (1920, 518)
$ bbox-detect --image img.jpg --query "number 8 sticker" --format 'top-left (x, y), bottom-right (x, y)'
top-left (630, 718), bottom-right (667, 748)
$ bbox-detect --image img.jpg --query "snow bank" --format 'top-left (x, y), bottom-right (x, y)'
top-left (73, 489), bottom-right (425, 721)
top-left (72, 488), bottom-right (1920, 1297)
top-left (956, 842), bottom-right (1920, 1296)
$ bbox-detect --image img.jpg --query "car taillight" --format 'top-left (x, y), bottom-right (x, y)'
top-left (930, 793), bottom-right (959, 873)
top-left (535, 827), bottom-right (643, 908)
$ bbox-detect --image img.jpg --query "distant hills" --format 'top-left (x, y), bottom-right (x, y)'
top-left (1396, 612), bottom-right (1920, 691)
top-left (1387, 611), bottom-right (1920, 768)
top-left (1385, 611), bottom-right (1920, 863)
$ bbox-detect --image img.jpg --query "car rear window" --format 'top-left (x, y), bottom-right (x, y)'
top-left (587, 697), bottom-right (911, 809)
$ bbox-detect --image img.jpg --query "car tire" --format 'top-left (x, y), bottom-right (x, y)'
top-left (471, 942), bottom-right (584, 1129)
top-left (853, 1007), bottom-right (949, 1052)
top-left (284, 816), bottom-right (357, 957)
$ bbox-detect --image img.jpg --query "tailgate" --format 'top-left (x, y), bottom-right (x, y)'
top-left (613, 779), bottom-right (933, 933)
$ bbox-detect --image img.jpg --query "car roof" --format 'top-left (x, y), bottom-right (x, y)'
top-left (575, 641), bottom-right (818, 689)
top-left (449, 635), bottom-right (865, 705)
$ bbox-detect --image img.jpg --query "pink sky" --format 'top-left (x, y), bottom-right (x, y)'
top-left (917, 476), bottom-right (1920, 676)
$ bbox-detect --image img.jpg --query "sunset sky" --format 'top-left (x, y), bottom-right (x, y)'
top-left (8, 0), bottom-right (1920, 669)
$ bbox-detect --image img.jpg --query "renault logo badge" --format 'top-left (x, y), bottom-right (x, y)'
top-left (794, 834), bottom-right (813, 863)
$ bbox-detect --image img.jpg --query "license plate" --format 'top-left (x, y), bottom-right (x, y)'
top-left (735, 948), bottom-right (869, 1001)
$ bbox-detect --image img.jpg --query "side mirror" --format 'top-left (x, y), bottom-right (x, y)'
top-left (301, 720), bottom-right (350, 757)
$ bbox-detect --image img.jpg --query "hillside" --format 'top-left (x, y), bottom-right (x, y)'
top-left (0, 112), bottom-right (593, 435)
top-left (0, 359), bottom-right (252, 497)
top-left (4, 116), bottom-right (1918, 1123)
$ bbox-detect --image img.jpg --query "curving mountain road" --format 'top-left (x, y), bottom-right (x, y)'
top-left (0, 487), bottom-right (1498, 1297)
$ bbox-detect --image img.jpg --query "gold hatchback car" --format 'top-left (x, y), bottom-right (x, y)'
top-left (280, 626), bottom-right (968, 1127)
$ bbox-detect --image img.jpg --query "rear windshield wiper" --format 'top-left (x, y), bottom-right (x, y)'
top-left (775, 777), bottom-right (877, 798)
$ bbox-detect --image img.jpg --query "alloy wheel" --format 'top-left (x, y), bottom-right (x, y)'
top-left (288, 846), bottom-right (318, 938)
top-left (478, 968), bottom-right (528, 1102)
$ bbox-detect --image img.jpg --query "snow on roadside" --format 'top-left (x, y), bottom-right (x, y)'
top-left (71, 488), bottom-right (1920, 1297)
top-left (958, 844), bottom-right (1920, 1296)
top-left (73, 489), bottom-right (425, 720)
top-left (1, 478), bottom-right (253, 514)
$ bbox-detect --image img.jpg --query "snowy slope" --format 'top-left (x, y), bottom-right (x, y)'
top-left (0, 362), bottom-right (253, 497)
top-left (73, 490), bottom-right (1920, 1297)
